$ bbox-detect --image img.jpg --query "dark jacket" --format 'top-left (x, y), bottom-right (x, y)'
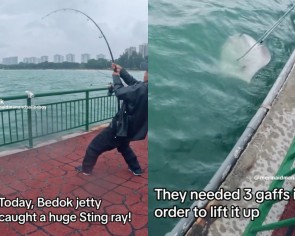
top-left (111, 68), bottom-right (148, 141)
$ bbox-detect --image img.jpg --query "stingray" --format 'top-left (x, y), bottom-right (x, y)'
top-left (219, 4), bottom-right (295, 83)
top-left (220, 34), bottom-right (271, 82)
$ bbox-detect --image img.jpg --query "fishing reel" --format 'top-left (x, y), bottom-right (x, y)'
top-left (107, 83), bottom-right (114, 96)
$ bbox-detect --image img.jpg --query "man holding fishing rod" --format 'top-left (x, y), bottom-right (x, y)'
top-left (76, 63), bottom-right (148, 176)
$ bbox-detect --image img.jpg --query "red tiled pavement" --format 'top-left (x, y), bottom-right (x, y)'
top-left (0, 127), bottom-right (148, 236)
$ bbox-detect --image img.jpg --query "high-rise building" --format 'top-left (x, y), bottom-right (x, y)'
top-left (23, 58), bottom-right (30, 63)
top-left (28, 57), bottom-right (39, 64)
top-left (40, 56), bottom-right (49, 63)
top-left (54, 54), bottom-right (64, 63)
top-left (96, 54), bottom-right (106, 59)
top-left (81, 53), bottom-right (91, 63)
top-left (138, 43), bottom-right (148, 58)
top-left (2, 57), bottom-right (18, 65)
top-left (66, 54), bottom-right (75, 63)
top-left (23, 57), bottom-right (41, 64)
top-left (125, 47), bottom-right (136, 57)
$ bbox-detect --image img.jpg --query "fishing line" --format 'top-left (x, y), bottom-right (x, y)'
top-left (90, 70), bottom-right (112, 87)
top-left (42, 8), bottom-right (117, 86)
top-left (42, 8), bottom-right (115, 62)
top-left (237, 3), bottom-right (295, 61)
top-left (96, 70), bottom-right (112, 78)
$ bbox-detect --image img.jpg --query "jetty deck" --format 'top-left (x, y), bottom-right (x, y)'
top-left (0, 127), bottom-right (148, 236)
top-left (186, 52), bottom-right (295, 235)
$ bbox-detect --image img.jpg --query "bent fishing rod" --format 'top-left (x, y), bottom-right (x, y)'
top-left (42, 8), bottom-right (115, 63)
top-left (237, 3), bottom-right (295, 61)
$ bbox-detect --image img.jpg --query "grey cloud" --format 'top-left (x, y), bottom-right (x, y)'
top-left (0, 0), bottom-right (147, 62)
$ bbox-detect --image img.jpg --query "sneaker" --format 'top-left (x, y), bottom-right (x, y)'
top-left (75, 165), bottom-right (92, 176)
top-left (128, 168), bottom-right (143, 176)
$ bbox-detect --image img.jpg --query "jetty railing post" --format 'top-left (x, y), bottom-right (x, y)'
top-left (85, 91), bottom-right (90, 131)
top-left (27, 97), bottom-right (33, 148)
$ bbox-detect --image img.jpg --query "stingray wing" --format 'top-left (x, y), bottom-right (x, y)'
top-left (220, 34), bottom-right (271, 82)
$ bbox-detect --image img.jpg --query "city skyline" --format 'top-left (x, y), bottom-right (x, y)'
top-left (0, 0), bottom-right (148, 62)
top-left (2, 43), bottom-right (148, 65)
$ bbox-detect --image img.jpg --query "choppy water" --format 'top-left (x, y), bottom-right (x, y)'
top-left (0, 69), bottom-right (113, 97)
top-left (0, 69), bottom-right (144, 148)
top-left (0, 69), bottom-right (144, 100)
top-left (149, 0), bottom-right (295, 234)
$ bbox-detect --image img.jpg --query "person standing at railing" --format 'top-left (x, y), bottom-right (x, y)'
top-left (75, 63), bottom-right (148, 176)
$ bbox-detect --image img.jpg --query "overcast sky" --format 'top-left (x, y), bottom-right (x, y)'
top-left (0, 0), bottom-right (148, 62)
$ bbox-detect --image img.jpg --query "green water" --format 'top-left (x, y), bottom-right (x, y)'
top-left (149, 0), bottom-right (295, 235)
top-left (0, 69), bottom-right (144, 149)
top-left (0, 69), bottom-right (113, 97)
top-left (0, 69), bottom-right (144, 99)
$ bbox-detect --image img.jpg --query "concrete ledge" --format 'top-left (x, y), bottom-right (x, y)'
top-left (204, 59), bottom-right (295, 235)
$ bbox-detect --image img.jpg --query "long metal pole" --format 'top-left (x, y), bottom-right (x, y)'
top-left (237, 4), bottom-right (295, 61)
top-left (42, 8), bottom-right (115, 62)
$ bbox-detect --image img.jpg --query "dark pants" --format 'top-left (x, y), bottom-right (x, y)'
top-left (82, 125), bottom-right (141, 172)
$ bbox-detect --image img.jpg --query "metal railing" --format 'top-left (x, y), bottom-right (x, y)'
top-left (243, 137), bottom-right (295, 236)
top-left (0, 88), bottom-right (118, 148)
top-left (168, 47), bottom-right (295, 236)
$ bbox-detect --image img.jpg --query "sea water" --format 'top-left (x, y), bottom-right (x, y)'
top-left (149, 0), bottom-right (295, 234)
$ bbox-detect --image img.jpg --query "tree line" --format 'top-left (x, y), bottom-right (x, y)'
top-left (0, 51), bottom-right (147, 70)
